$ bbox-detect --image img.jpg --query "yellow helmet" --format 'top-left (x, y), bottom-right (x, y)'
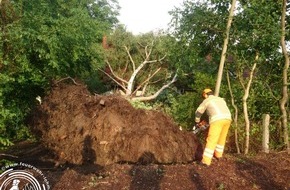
top-left (202, 88), bottom-right (213, 97)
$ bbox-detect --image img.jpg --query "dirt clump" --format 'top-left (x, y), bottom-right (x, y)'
top-left (30, 80), bottom-right (202, 166)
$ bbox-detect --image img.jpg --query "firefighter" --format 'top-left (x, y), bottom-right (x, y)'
top-left (195, 88), bottom-right (232, 166)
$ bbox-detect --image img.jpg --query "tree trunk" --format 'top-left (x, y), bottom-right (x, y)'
top-left (243, 60), bottom-right (257, 155)
top-left (126, 63), bottom-right (144, 95)
top-left (279, 0), bottom-right (290, 153)
top-left (227, 71), bottom-right (240, 154)
top-left (214, 0), bottom-right (236, 96)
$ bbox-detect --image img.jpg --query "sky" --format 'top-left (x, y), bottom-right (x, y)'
top-left (117, 0), bottom-right (184, 34)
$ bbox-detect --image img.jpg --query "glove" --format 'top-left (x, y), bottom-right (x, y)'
top-left (192, 123), bottom-right (200, 131)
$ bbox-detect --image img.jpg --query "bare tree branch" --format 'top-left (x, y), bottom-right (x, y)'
top-left (122, 60), bottom-right (129, 76)
top-left (144, 40), bottom-right (154, 59)
top-left (137, 42), bottom-right (146, 60)
top-left (150, 78), bottom-right (165, 84)
top-left (145, 45), bottom-right (149, 58)
top-left (105, 37), bottom-right (168, 99)
top-left (0, 153), bottom-right (18, 158)
top-left (238, 67), bottom-right (246, 90)
top-left (132, 67), bottom-right (162, 95)
top-left (105, 60), bottom-right (128, 84)
top-left (56, 76), bottom-right (81, 85)
top-left (98, 68), bottom-right (127, 92)
top-left (124, 46), bottom-right (136, 71)
top-left (144, 54), bottom-right (167, 64)
top-left (131, 73), bottom-right (177, 101)
top-left (265, 83), bottom-right (280, 101)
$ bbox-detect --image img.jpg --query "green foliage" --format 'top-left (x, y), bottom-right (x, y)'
top-left (13, 0), bottom-right (111, 78)
top-left (169, 1), bottom-right (228, 65)
top-left (0, 160), bottom-right (15, 173)
top-left (0, 71), bottom-right (46, 147)
top-left (84, 71), bottom-right (108, 93)
top-left (168, 0), bottom-right (288, 152)
top-left (129, 100), bottom-right (154, 110)
top-left (0, 0), bottom-right (119, 146)
top-left (164, 92), bottom-right (198, 130)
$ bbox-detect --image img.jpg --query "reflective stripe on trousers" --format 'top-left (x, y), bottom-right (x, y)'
top-left (215, 144), bottom-right (224, 157)
top-left (203, 148), bottom-right (214, 159)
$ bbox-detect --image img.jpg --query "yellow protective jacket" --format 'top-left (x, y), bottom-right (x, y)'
top-left (195, 95), bottom-right (232, 124)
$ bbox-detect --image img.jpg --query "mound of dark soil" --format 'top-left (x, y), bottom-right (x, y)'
top-left (2, 142), bottom-right (289, 190)
top-left (30, 80), bottom-right (202, 166)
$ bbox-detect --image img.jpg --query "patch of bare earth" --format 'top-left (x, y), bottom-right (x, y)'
top-left (1, 143), bottom-right (289, 190)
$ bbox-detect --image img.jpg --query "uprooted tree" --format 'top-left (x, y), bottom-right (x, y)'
top-left (100, 27), bottom-right (177, 101)
top-left (30, 81), bottom-right (202, 165)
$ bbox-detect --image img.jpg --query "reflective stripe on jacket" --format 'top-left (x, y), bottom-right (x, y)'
top-left (195, 95), bottom-right (232, 124)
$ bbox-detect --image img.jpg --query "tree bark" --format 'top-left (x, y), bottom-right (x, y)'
top-left (214, 0), bottom-right (236, 96)
top-left (243, 58), bottom-right (257, 155)
top-left (279, 0), bottom-right (289, 153)
top-left (227, 71), bottom-right (240, 154)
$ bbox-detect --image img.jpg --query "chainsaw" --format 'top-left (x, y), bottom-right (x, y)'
top-left (192, 120), bottom-right (209, 134)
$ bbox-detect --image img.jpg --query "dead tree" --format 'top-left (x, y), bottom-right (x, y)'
top-left (100, 40), bottom-right (177, 101)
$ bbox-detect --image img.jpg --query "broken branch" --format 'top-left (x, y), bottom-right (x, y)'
top-left (132, 73), bottom-right (177, 101)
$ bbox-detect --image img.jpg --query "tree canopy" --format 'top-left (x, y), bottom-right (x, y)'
top-left (0, 0), bottom-right (119, 146)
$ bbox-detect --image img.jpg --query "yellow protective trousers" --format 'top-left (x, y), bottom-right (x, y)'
top-left (202, 119), bottom-right (231, 165)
